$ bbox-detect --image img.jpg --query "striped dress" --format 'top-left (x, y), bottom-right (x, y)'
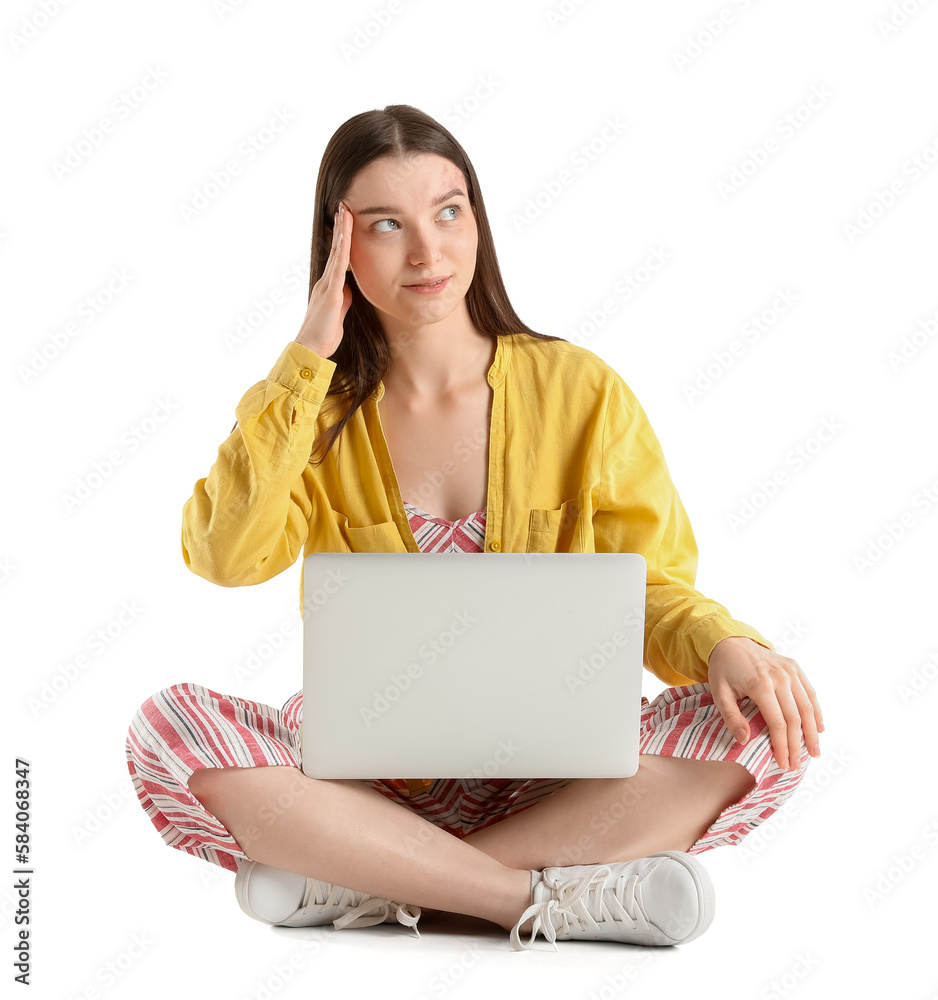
top-left (125, 502), bottom-right (808, 874)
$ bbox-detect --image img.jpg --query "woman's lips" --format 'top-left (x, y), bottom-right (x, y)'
top-left (404, 276), bottom-right (450, 294)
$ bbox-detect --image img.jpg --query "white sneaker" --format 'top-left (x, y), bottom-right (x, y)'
top-left (234, 860), bottom-right (421, 936)
top-left (509, 851), bottom-right (715, 952)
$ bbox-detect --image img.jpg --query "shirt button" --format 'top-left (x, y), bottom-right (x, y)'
top-left (299, 367), bottom-right (313, 380)
top-left (489, 540), bottom-right (500, 551)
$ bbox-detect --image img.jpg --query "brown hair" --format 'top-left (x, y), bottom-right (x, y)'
top-left (235, 104), bottom-right (566, 464)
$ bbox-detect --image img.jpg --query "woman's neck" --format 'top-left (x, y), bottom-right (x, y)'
top-left (381, 320), bottom-right (496, 403)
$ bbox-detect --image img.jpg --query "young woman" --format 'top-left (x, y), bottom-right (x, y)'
top-left (126, 105), bottom-right (824, 953)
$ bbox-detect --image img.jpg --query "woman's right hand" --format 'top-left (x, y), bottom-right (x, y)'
top-left (294, 202), bottom-right (354, 358)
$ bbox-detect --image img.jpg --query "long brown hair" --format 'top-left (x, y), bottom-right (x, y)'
top-left (236, 105), bottom-right (566, 464)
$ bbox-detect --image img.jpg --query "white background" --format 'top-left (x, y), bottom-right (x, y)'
top-left (3, 0), bottom-right (936, 997)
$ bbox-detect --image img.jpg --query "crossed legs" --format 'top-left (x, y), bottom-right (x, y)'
top-left (188, 755), bottom-right (756, 934)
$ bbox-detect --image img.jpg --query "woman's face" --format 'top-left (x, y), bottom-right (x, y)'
top-left (341, 153), bottom-right (479, 335)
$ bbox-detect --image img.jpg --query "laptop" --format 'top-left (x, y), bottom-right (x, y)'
top-left (300, 552), bottom-right (646, 781)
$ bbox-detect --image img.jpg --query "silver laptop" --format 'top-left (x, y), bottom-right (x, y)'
top-left (301, 552), bottom-right (646, 781)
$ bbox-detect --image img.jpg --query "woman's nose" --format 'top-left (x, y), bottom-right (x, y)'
top-left (408, 230), bottom-right (442, 266)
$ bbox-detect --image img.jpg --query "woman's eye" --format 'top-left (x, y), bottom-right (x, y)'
top-left (371, 205), bottom-right (461, 233)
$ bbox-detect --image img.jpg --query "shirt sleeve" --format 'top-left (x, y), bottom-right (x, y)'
top-left (181, 341), bottom-right (337, 588)
top-left (592, 373), bottom-right (775, 686)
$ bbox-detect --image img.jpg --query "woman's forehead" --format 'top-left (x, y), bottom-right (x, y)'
top-left (347, 153), bottom-right (466, 200)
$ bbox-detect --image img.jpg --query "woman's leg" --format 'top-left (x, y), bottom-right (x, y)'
top-left (462, 681), bottom-right (809, 869)
top-left (130, 683), bottom-right (536, 932)
top-left (188, 765), bottom-right (534, 934)
top-left (460, 756), bottom-right (756, 869)
top-left (125, 683), bottom-right (306, 873)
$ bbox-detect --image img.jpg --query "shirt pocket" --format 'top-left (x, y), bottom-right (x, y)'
top-left (329, 509), bottom-right (408, 553)
top-left (525, 496), bottom-right (580, 552)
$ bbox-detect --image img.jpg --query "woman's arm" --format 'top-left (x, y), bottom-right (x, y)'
top-left (593, 373), bottom-right (823, 768)
top-left (182, 202), bottom-right (355, 588)
top-left (181, 342), bottom-right (336, 587)
top-left (593, 374), bottom-right (773, 685)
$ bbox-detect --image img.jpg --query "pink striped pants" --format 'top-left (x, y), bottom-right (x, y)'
top-left (125, 681), bottom-right (809, 874)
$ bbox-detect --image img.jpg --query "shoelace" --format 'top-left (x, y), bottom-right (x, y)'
top-left (510, 865), bottom-right (653, 952)
top-left (286, 878), bottom-right (421, 937)
top-left (294, 878), bottom-right (366, 919)
top-left (326, 883), bottom-right (422, 938)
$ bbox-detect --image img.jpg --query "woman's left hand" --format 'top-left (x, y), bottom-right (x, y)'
top-left (706, 636), bottom-right (824, 772)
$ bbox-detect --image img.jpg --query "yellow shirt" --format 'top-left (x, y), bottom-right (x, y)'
top-left (182, 332), bottom-right (774, 687)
